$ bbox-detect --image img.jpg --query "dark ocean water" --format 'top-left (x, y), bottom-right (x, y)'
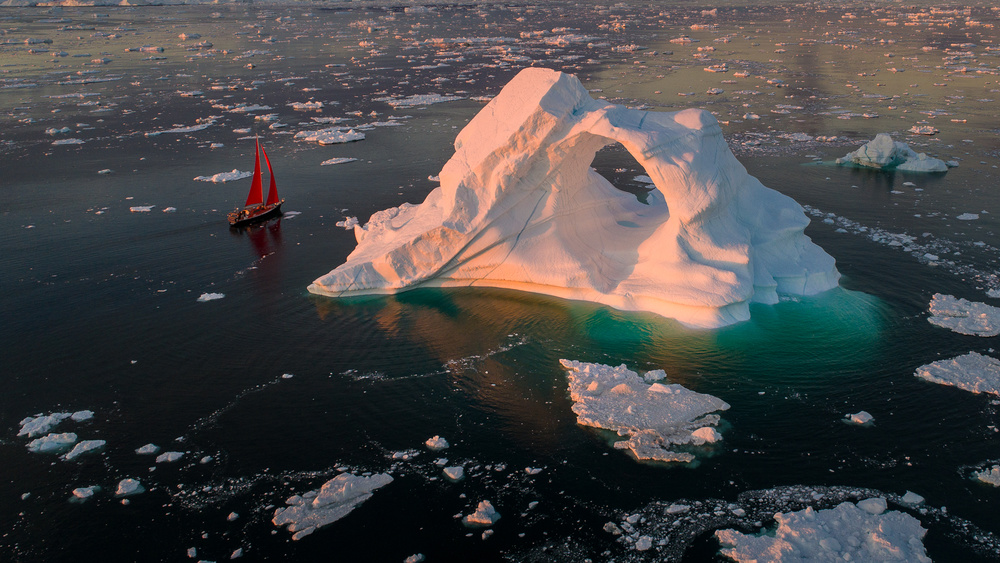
top-left (3, 3), bottom-right (1000, 561)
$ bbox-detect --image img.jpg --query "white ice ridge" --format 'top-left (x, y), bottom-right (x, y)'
top-left (716, 498), bottom-right (931, 563)
top-left (309, 68), bottom-right (839, 328)
top-left (836, 133), bottom-right (949, 172)
top-left (272, 472), bottom-right (393, 541)
top-left (560, 359), bottom-right (729, 463)
top-left (928, 293), bottom-right (1000, 337)
top-left (915, 352), bottom-right (1000, 395)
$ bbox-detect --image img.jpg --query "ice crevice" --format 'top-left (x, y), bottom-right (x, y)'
top-left (309, 68), bottom-right (840, 328)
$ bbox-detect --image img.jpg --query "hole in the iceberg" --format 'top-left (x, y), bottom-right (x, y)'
top-left (590, 143), bottom-right (657, 205)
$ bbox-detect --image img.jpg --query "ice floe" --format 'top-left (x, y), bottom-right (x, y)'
top-left (63, 439), bottom-right (106, 461)
top-left (975, 465), bottom-right (1000, 487)
top-left (928, 293), bottom-right (1000, 337)
top-left (196, 293), bottom-right (225, 302)
top-left (156, 451), bottom-right (184, 463)
top-left (836, 133), bottom-right (948, 172)
top-left (320, 157), bottom-right (358, 166)
top-left (115, 478), bottom-right (145, 497)
top-left (136, 443), bottom-right (160, 455)
top-left (915, 352), bottom-right (1000, 395)
top-left (375, 93), bottom-right (465, 109)
top-left (463, 500), bottom-right (500, 527)
top-left (294, 128), bottom-right (365, 145)
top-left (272, 472), bottom-right (393, 540)
top-left (309, 69), bottom-right (839, 328)
top-left (193, 170), bottom-right (252, 183)
top-left (27, 432), bottom-right (77, 454)
top-left (845, 411), bottom-right (873, 425)
top-left (424, 435), bottom-right (449, 450)
top-left (71, 486), bottom-right (100, 502)
top-left (560, 360), bottom-right (729, 463)
top-left (716, 499), bottom-right (930, 563)
top-left (18, 410), bottom-right (91, 437)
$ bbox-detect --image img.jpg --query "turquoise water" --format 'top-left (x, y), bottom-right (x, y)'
top-left (3, 2), bottom-right (1000, 561)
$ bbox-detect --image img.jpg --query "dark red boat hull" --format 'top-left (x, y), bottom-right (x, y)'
top-left (228, 200), bottom-right (283, 227)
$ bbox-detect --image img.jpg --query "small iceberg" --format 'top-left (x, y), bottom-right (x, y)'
top-left (561, 360), bottom-right (729, 463)
top-left (27, 432), bottom-right (77, 454)
top-left (193, 169), bottom-right (252, 183)
top-left (63, 439), bottom-right (106, 461)
top-left (196, 292), bottom-right (225, 302)
top-left (115, 478), bottom-right (145, 497)
top-left (836, 133), bottom-right (947, 172)
top-left (463, 500), bottom-right (501, 527)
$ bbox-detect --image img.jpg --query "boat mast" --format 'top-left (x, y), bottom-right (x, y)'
top-left (262, 143), bottom-right (279, 206)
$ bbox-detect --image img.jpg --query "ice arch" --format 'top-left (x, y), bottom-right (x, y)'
top-left (308, 68), bottom-right (839, 328)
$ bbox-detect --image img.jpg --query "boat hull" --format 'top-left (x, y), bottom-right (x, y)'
top-left (228, 200), bottom-right (283, 227)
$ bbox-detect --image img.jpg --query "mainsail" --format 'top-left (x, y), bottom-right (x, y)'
top-left (245, 138), bottom-right (264, 207)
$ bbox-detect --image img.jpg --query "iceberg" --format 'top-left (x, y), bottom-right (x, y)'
top-left (309, 69), bottom-right (839, 328)
top-left (927, 293), bottom-right (1000, 337)
top-left (836, 133), bottom-right (948, 172)
top-left (915, 352), bottom-right (1000, 395)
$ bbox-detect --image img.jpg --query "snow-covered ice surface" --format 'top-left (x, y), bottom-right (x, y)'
top-left (915, 352), bottom-right (1000, 396)
top-left (271, 473), bottom-right (393, 540)
top-left (716, 498), bottom-right (931, 563)
top-left (309, 68), bottom-right (840, 328)
top-left (928, 293), bottom-right (1000, 337)
top-left (560, 360), bottom-right (728, 463)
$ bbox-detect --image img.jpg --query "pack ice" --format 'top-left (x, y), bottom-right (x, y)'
top-left (309, 68), bottom-right (839, 328)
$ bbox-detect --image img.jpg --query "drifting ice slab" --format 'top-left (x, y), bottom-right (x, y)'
top-left (309, 69), bottom-right (839, 328)
top-left (560, 359), bottom-right (729, 463)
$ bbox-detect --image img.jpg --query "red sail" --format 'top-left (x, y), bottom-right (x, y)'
top-left (262, 144), bottom-right (280, 206)
top-left (244, 138), bottom-right (264, 207)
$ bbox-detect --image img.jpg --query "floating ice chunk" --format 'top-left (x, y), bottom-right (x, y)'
top-left (404, 554), bottom-right (425, 563)
top-left (63, 439), bottom-right (106, 461)
top-left (901, 491), bottom-right (925, 506)
top-left (272, 473), bottom-right (393, 540)
top-left (716, 500), bottom-right (930, 562)
top-left (129, 206), bottom-right (154, 212)
top-left (289, 101), bottom-right (323, 111)
top-left (375, 93), bottom-right (465, 109)
top-left (525, 467), bottom-right (543, 475)
top-left (19, 412), bottom-right (72, 437)
top-left (197, 293), bottom-right (225, 302)
top-left (845, 411), bottom-right (873, 425)
top-left (136, 443), bottom-right (160, 455)
top-left (71, 486), bottom-right (100, 501)
top-left (309, 69), bottom-right (839, 328)
top-left (780, 132), bottom-right (813, 142)
top-left (163, 207), bottom-right (177, 213)
top-left (643, 369), bottom-right (667, 382)
top-left (463, 500), bottom-right (500, 527)
top-left (156, 451), bottom-right (184, 463)
top-left (27, 432), bottom-right (77, 454)
top-left (71, 410), bottom-right (94, 422)
top-left (635, 536), bottom-right (653, 551)
top-left (52, 138), bottom-right (84, 145)
top-left (957, 213), bottom-right (979, 220)
top-left (836, 133), bottom-right (947, 172)
top-left (908, 125), bottom-right (938, 136)
top-left (975, 465), bottom-right (1000, 486)
top-left (425, 435), bottom-right (449, 450)
top-left (667, 504), bottom-right (690, 514)
top-left (146, 119), bottom-right (216, 136)
top-left (231, 548), bottom-right (243, 559)
top-left (856, 497), bottom-right (887, 515)
top-left (915, 352), bottom-right (1000, 395)
top-left (193, 169), bottom-right (252, 183)
top-left (320, 157), bottom-right (358, 166)
top-left (294, 128), bottom-right (365, 145)
top-left (560, 360), bottom-right (729, 462)
top-left (927, 294), bottom-right (1000, 337)
top-left (336, 217), bottom-right (359, 230)
top-left (443, 466), bottom-right (464, 481)
top-left (46, 126), bottom-right (71, 135)
top-left (115, 478), bottom-right (144, 497)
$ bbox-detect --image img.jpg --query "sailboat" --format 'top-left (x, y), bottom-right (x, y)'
top-left (228, 138), bottom-right (284, 227)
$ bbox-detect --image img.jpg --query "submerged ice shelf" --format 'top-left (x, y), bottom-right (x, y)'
top-left (309, 68), bottom-right (839, 328)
